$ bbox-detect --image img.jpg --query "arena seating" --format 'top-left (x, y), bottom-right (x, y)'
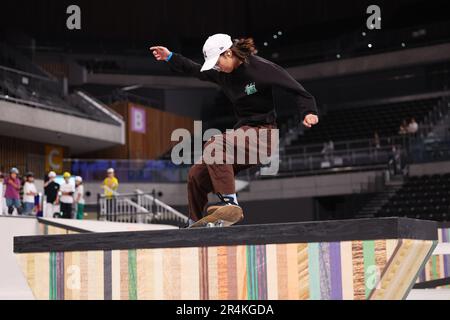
top-left (0, 68), bottom-right (120, 125)
top-left (377, 173), bottom-right (450, 221)
top-left (285, 97), bottom-right (444, 151)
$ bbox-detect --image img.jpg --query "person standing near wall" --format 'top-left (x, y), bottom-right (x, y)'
top-left (4, 167), bottom-right (22, 215)
top-left (22, 172), bottom-right (37, 216)
top-left (102, 168), bottom-right (119, 220)
top-left (74, 176), bottom-right (85, 220)
top-left (59, 172), bottom-right (75, 219)
top-left (44, 171), bottom-right (60, 218)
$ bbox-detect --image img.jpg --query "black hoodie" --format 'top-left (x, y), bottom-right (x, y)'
top-left (167, 53), bottom-right (318, 129)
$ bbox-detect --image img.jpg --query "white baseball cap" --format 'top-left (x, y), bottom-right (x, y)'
top-left (200, 34), bottom-right (233, 72)
top-left (75, 176), bottom-right (83, 182)
top-left (48, 171), bottom-right (56, 178)
top-left (107, 168), bottom-right (114, 173)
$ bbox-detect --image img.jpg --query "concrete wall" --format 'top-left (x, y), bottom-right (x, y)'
top-left (0, 100), bottom-right (124, 154)
top-left (0, 216), bottom-right (39, 300)
top-left (409, 160), bottom-right (450, 176)
top-left (83, 182), bottom-right (188, 206)
top-left (239, 170), bottom-right (382, 202)
top-left (289, 42), bottom-right (450, 81)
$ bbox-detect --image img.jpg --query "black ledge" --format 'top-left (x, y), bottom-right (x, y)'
top-left (14, 217), bottom-right (438, 253)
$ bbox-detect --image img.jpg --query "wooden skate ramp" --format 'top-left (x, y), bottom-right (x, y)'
top-left (14, 217), bottom-right (437, 300)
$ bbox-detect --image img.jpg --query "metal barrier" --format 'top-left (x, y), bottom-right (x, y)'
top-left (97, 190), bottom-right (187, 227)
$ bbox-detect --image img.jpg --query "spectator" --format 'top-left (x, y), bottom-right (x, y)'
top-left (388, 145), bottom-right (403, 175)
top-left (407, 117), bottom-right (419, 134)
top-left (22, 172), bottom-right (37, 216)
top-left (102, 168), bottom-right (119, 220)
top-left (74, 176), bottom-right (85, 220)
top-left (60, 172), bottom-right (75, 219)
top-left (399, 120), bottom-right (408, 135)
top-left (4, 167), bottom-right (22, 215)
top-left (321, 140), bottom-right (335, 163)
top-left (373, 131), bottom-right (381, 161)
top-left (0, 170), bottom-right (4, 215)
top-left (374, 131), bottom-right (381, 149)
top-left (44, 171), bottom-right (60, 218)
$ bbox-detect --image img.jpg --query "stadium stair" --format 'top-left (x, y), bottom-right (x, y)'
top-left (356, 177), bottom-right (404, 218)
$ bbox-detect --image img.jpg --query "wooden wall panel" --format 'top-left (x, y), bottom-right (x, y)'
top-left (128, 102), bottom-right (194, 160)
top-left (79, 102), bottom-right (194, 160)
top-left (0, 136), bottom-right (68, 178)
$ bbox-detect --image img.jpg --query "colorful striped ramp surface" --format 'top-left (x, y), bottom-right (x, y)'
top-left (16, 238), bottom-right (435, 300)
top-left (417, 227), bottom-right (450, 288)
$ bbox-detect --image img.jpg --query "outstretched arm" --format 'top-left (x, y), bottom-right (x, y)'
top-left (268, 63), bottom-right (319, 128)
top-left (150, 46), bottom-right (221, 84)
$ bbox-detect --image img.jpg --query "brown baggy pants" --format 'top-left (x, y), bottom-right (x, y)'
top-left (187, 124), bottom-right (277, 221)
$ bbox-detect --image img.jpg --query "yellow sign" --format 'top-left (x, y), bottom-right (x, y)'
top-left (45, 145), bottom-right (64, 174)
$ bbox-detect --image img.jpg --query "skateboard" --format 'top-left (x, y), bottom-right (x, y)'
top-left (188, 205), bottom-right (244, 228)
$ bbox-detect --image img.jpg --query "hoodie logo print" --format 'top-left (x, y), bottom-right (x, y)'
top-left (245, 82), bottom-right (258, 95)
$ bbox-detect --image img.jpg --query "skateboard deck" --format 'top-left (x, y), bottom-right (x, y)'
top-left (189, 205), bottom-right (243, 228)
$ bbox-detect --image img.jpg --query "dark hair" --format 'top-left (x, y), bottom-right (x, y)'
top-left (229, 37), bottom-right (258, 63)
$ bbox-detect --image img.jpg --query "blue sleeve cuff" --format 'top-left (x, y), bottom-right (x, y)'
top-left (165, 52), bottom-right (173, 62)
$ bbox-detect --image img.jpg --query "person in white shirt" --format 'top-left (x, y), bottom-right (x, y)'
top-left (59, 172), bottom-right (75, 219)
top-left (407, 118), bottom-right (419, 134)
top-left (22, 172), bottom-right (37, 216)
top-left (74, 176), bottom-right (85, 220)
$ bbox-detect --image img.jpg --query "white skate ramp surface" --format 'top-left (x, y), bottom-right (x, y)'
top-left (0, 216), bottom-right (38, 300)
top-left (39, 217), bottom-right (178, 232)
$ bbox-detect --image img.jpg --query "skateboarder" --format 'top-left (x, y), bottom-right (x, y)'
top-left (151, 34), bottom-right (319, 227)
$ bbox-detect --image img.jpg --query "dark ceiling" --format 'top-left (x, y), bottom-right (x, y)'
top-left (1, 0), bottom-right (448, 54)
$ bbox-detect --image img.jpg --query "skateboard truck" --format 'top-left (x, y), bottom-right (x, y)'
top-left (206, 219), bottom-right (224, 228)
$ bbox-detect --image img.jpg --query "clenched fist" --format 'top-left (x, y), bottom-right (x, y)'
top-left (149, 46), bottom-right (171, 61)
top-left (303, 114), bottom-right (319, 128)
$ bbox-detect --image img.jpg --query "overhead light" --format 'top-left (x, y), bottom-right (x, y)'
top-left (278, 31), bottom-right (282, 35)
top-left (121, 84), bottom-right (142, 91)
top-left (336, 54), bottom-right (341, 59)
top-left (362, 32), bottom-right (366, 36)
top-left (401, 42), bottom-right (406, 47)
top-left (263, 42), bottom-right (268, 46)
top-left (273, 35), bottom-right (278, 39)
top-left (368, 43), bottom-right (373, 48)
